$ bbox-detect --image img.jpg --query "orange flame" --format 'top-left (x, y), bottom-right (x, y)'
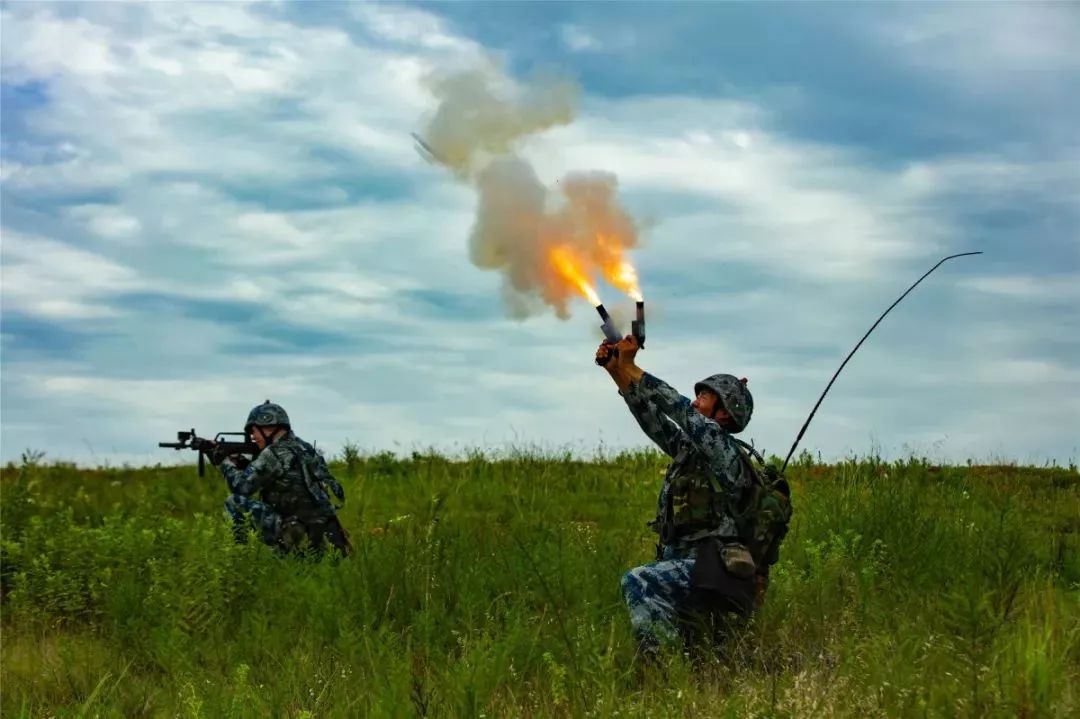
top-left (596, 233), bottom-right (644, 301)
top-left (608, 259), bottom-right (643, 302)
top-left (549, 245), bottom-right (601, 306)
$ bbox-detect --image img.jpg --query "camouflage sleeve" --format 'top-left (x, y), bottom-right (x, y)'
top-left (218, 446), bottom-right (286, 496)
top-left (633, 372), bottom-right (749, 491)
top-left (621, 382), bottom-right (684, 458)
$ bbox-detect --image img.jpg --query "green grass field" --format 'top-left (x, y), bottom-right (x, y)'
top-left (2, 448), bottom-right (1077, 718)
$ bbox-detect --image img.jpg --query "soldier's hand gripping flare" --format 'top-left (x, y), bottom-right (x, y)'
top-left (596, 296), bottom-right (644, 367)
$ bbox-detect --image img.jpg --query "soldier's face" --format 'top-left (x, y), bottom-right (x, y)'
top-left (249, 428), bottom-right (267, 449)
top-left (692, 389), bottom-right (731, 424)
top-left (249, 426), bottom-right (279, 449)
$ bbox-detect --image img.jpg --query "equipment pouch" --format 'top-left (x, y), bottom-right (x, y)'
top-left (690, 538), bottom-right (756, 616)
top-left (720, 542), bottom-right (757, 579)
top-left (690, 537), bottom-right (725, 592)
top-left (278, 516), bottom-right (308, 550)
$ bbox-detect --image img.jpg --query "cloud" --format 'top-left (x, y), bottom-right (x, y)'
top-left (0, 2), bottom-right (477, 199)
top-left (1, 2), bottom-right (1077, 467)
top-left (352, 2), bottom-right (478, 52)
top-left (522, 98), bottom-right (952, 281)
top-left (960, 274), bottom-right (1080, 303)
top-left (560, 24), bottom-right (600, 53)
top-left (66, 204), bottom-right (142, 242)
top-left (0, 10), bottom-right (119, 80)
top-left (876, 3), bottom-right (1080, 81)
top-left (865, 0), bottom-right (1080, 151)
top-left (1, 230), bottom-right (146, 319)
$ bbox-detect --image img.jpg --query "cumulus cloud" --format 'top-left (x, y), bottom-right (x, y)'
top-left (1, 230), bottom-right (146, 319)
top-left (66, 204), bottom-right (142, 242)
top-left (1, 2), bottom-right (1076, 467)
top-left (522, 99), bottom-right (948, 282)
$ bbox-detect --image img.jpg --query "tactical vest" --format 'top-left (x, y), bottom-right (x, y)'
top-left (653, 442), bottom-right (793, 573)
top-left (258, 437), bottom-right (336, 523)
top-left (652, 445), bottom-right (741, 545)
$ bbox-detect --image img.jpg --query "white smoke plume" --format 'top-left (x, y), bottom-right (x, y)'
top-left (420, 66), bottom-right (578, 178)
top-left (416, 62), bottom-right (642, 319)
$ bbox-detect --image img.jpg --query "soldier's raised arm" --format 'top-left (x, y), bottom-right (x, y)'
top-left (621, 387), bottom-right (683, 458)
top-left (601, 336), bottom-right (753, 492)
top-left (598, 340), bottom-right (682, 456)
top-left (640, 372), bottom-right (755, 491)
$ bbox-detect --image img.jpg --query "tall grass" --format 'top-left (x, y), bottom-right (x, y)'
top-left (1, 449), bottom-right (1077, 717)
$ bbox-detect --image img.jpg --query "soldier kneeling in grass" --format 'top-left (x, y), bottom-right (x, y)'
top-left (212, 401), bottom-right (351, 557)
top-left (597, 335), bottom-right (784, 655)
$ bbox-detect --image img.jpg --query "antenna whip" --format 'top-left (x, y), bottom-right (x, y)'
top-left (780, 252), bottom-right (983, 472)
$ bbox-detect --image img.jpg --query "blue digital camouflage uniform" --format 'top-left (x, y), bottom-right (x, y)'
top-left (619, 372), bottom-right (755, 649)
top-left (219, 432), bottom-right (349, 555)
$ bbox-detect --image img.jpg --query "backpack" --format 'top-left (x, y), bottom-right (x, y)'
top-left (731, 439), bottom-right (793, 573)
top-left (295, 441), bottom-right (346, 512)
top-left (295, 442), bottom-right (352, 556)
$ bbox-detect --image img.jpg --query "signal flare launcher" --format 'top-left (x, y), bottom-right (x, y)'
top-left (594, 299), bottom-right (646, 366)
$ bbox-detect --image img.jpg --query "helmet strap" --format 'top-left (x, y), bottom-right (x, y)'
top-left (255, 426), bottom-right (278, 446)
top-left (710, 400), bottom-right (735, 431)
top-left (706, 391), bottom-right (723, 422)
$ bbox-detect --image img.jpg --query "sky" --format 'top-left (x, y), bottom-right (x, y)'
top-left (1, 1), bottom-right (1078, 468)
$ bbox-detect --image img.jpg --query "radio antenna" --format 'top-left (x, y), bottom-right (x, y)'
top-left (780, 252), bottom-right (983, 473)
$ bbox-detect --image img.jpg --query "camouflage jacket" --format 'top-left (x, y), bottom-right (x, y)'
top-left (219, 432), bottom-right (341, 524)
top-left (621, 372), bottom-right (754, 546)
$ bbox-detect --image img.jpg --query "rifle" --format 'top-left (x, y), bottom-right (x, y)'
top-left (159, 429), bottom-right (260, 476)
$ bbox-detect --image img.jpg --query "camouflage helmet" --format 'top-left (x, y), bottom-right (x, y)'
top-left (245, 400), bottom-right (290, 432)
top-left (694, 374), bottom-right (753, 433)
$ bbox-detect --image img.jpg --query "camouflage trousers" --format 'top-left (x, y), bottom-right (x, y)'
top-left (622, 543), bottom-right (760, 652)
top-left (223, 494), bottom-right (350, 556)
top-left (620, 545), bottom-right (697, 650)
